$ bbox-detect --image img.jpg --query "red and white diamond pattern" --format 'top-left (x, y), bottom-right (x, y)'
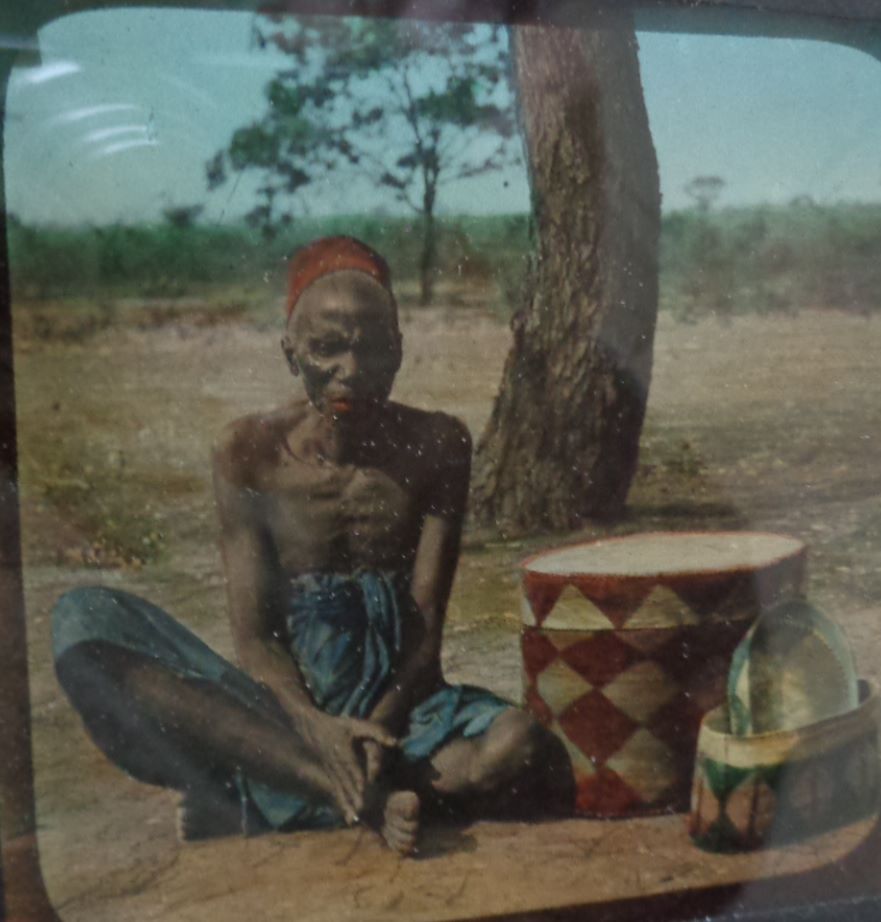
top-left (520, 573), bottom-right (769, 632)
top-left (522, 623), bottom-right (749, 816)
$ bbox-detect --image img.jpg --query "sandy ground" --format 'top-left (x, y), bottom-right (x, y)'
top-left (12, 306), bottom-right (881, 920)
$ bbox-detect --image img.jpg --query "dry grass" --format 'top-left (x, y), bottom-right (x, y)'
top-left (14, 301), bottom-right (881, 657)
top-left (13, 298), bottom-right (881, 920)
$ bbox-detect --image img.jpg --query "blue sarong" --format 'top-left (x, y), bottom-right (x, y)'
top-left (52, 573), bottom-right (510, 830)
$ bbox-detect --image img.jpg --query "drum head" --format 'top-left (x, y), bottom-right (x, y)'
top-left (520, 531), bottom-right (806, 631)
top-left (522, 532), bottom-right (806, 580)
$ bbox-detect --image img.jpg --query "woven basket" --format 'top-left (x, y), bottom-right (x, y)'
top-left (690, 681), bottom-right (880, 851)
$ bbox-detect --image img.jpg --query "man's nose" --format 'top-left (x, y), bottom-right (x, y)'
top-left (335, 350), bottom-right (361, 383)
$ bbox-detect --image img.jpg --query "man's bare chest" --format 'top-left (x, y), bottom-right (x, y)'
top-left (260, 460), bottom-right (424, 562)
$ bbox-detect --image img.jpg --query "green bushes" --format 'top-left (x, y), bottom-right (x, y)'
top-left (8, 220), bottom-right (266, 299)
top-left (8, 203), bottom-right (881, 320)
top-left (661, 203), bottom-right (881, 320)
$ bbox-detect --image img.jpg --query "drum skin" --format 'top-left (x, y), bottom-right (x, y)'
top-left (520, 532), bottom-right (806, 818)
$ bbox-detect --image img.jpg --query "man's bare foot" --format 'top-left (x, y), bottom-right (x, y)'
top-left (380, 790), bottom-right (420, 856)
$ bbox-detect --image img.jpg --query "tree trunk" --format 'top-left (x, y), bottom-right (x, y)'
top-left (419, 197), bottom-right (437, 306)
top-left (472, 19), bottom-right (660, 533)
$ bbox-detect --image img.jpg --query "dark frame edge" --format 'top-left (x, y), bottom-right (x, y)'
top-left (1, 3), bottom-right (881, 921)
top-left (0, 49), bottom-right (61, 922)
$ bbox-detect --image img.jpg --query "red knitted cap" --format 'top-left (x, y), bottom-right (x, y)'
top-left (285, 236), bottom-right (392, 320)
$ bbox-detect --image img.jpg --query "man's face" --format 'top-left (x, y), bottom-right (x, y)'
top-left (284, 270), bottom-right (402, 419)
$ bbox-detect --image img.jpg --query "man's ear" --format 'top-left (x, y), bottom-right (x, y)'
top-left (281, 333), bottom-right (299, 377)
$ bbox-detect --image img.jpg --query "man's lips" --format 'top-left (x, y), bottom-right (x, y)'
top-left (326, 392), bottom-right (361, 413)
top-left (325, 393), bottom-right (383, 415)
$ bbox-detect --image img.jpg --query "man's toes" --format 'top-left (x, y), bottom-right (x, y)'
top-left (382, 791), bottom-right (420, 855)
top-left (388, 790), bottom-right (420, 822)
top-left (385, 823), bottom-right (418, 856)
top-left (176, 792), bottom-right (242, 842)
top-left (386, 812), bottom-right (418, 836)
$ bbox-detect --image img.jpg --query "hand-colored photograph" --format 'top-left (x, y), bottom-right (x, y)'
top-left (2, 3), bottom-right (881, 920)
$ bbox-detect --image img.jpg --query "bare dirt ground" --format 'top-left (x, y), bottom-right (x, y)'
top-left (12, 303), bottom-right (881, 921)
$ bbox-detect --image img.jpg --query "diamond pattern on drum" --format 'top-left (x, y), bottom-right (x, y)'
top-left (559, 633), bottom-right (639, 687)
top-left (606, 729), bottom-right (679, 803)
top-left (624, 585), bottom-right (700, 629)
top-left (524, 684), bottom-right (553, 726)
top-left (521, 621), bottom-right (741, 816)
top-left (534, 575), bottom-right (767, 632)
top-left (583, 584), bottom-right (653, 630)
top-left (551, 719), bottom-right (597, 779)
top-left (674, 574), bottom-right (748, 618)
top-left (603, 661), bottom-right (679, 723)
top-left (521, 629), bottom-right (560, 682)
top-left (725, 777), bottom-right (778, 843)
top-left (650, 620), bottom-right (749, 685)
top-left (558, 690), bottom-right (638, 765)
top-left (523, 581), bottom-right (564, 623)
top-left (618, 628), bottom-right (674, 656)
top-left (576, 766), bottom-right (642, 815)
top-left (520, 594), bottom-right (538, 627)
top-left (647, 690), bottom-right (708, 762)
top-left (542, 585), bottom-right (615, 631)
top-left (527, 572), bottom-right (770, 632)
top-left (536, 658), bottom-right (593, 716)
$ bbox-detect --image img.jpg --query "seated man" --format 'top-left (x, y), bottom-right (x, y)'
top-left (52, 236), bottom-right (573, 854)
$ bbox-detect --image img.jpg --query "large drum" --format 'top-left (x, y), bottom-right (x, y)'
top-left (520, 532), bottom-right (806, 817)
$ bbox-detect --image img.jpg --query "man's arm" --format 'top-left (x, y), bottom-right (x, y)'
top-left (213, 421), bottom-right (394, 822)
top-left (367, 415), bottom-right (472, 739)
top-left (213, 422), bottom-right (315, 719)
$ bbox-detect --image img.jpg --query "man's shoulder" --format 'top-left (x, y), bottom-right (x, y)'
top-left (389, 402), bottom-right (472, 461)
top-left (388, 404), bottom-right (472, 516)
top-left (213, 402), bottom-right (309, 484)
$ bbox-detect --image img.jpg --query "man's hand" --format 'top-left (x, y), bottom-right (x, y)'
top-left (362, 738), bottom-right (389, 788)
top-left (302, 712), bottom-right (397, 824)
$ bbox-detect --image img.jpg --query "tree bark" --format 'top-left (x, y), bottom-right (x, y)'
top-left (472, 18), bottom-right (660, 533)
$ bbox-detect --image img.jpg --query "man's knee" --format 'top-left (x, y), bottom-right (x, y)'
top-left (53, 584), bottom-right (126, 628)
top-left (483, 708), bottom-right (548, 769)
top-left (55, 641), bottom-right (191, 788)
top-left (481, 709), bottom-right (575, 813)
top-left (53, 585), bottom-right (141, 664)
top-left (52, 587), bottom-right (154, 740)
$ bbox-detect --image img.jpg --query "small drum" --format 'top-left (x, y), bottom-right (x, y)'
top-left (690, 681), bottom-right (880, 851)
top-left (520, 531), bottom-right (806, 817)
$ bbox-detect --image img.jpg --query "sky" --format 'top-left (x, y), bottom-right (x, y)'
top-left (4, 7), bottom-right (881, 226)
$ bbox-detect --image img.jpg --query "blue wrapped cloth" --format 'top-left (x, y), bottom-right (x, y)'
top-left (52, 572), bottom-right (510, 830)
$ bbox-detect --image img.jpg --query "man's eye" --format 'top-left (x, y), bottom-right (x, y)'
top-left (311, 339), bottom-right (343, 357)
top-left (356, 339), bottom-right (392, 359)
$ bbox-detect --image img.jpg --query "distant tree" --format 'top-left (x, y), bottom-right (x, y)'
top-left (680, 176), bottom-right (730, 321)
top-left (162, 205), bottom-right (204, 230)
top-left (684, 175), bottom-right (725, 213)
top-left (207, 17), bottom-right (518, 305)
